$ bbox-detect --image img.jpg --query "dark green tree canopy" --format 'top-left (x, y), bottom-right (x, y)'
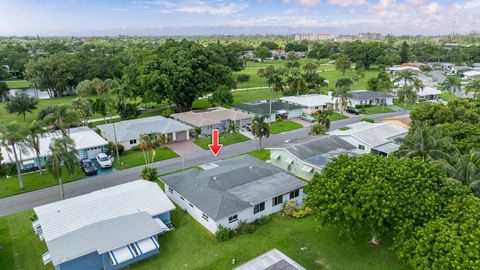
top-left (5, 93), bottom-right (38, 121)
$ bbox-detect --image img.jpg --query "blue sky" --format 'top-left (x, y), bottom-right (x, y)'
top-left (1, 0), bottom-right (480, 36)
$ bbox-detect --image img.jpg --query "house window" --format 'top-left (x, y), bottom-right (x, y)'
top-left (168, 187), bottom-right (173, 194)
top-left (272, 195), bottom-right (283, 206)
top-left (189, 203), bottom-right (194, 208)
top-left (228, 215), bottom-right (238, 223)
top-left (202, 213), bottom-right (209, 221)
top-left (358, 144), bottom-right (365, 150)
top-left (253, 202), bottom-right (265, 214)
top-left (129, 244), bottom-right (140, 256)
top-left (289, 189), bottom-right (300, 199)
top-left (130, 139), bottom-right (137, 145)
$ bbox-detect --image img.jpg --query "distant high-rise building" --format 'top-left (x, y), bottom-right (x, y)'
top-left (295, 33), bottom-right (334, 41)
top-left (358, 32), bottom-right (382, 40)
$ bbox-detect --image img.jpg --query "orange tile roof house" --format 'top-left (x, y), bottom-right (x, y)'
top-left (171, 107), bottom-right (252, 136)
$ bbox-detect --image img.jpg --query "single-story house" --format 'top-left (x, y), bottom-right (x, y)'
top-left (267, 135), bottom-right (358, 180)
top-left (280, 93), bottom-right (338, 114)
top-left (234, 248), bottom-right (306, 270)
top-left (350, 90), bottom-right (394, 107)
top-left (232, 100), bottom-right (303, 123)
top-left (463, 70), bottom-right (480, 80)
top-left (392, 86), bottom-right (442, 101)
top-left (171, 107), bottom-right (252, 136)
top-left (33, 180), bottom-right (175, 270)
top-left (97, 116), bottom-right (191, 151)
top-left (329, 122), bottom-right (408, 156)
top-left (0, 126), bottom-right (108, 171)
top-left (386, 65), bottom-right (421, 75)
top-left (160, 155), bottom-right (306, 234)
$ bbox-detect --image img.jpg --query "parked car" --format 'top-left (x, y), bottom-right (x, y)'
top-left (300, 114), bottom-right (316, 122)
top-left (96, 153), bottom-right (113, 169)
top-left (346, 107), bottom-right (360, 115)
top-left (80, 159), bottom-right (97, 176)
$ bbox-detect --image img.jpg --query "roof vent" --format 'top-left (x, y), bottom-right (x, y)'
top-left (213, 176), bottom-right (217, 180)
top-left (249, 165), bottom-right (254, 169)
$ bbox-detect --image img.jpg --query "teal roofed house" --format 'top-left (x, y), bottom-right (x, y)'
top-left (33, 180), bottom-right (175, 270)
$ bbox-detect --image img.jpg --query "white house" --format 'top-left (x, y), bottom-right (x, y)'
top-left (267, 135), bottom-right (358, 180)
top-left (386, 65), bottom-right (421, 75)
top-left (97, 116), bottom-right (192, 151)
top-left (232, 101), bottom-right (303, 123)
top-left (280, 93), bottom-right (338, 115)
top-left (160, 155), bottom-right (306, 234)
top-left (0, 126), bottom-right (108, 170)
top-left (350, 90), bottom-right (394, 107)
top-left (392, 86), bottom-right (442, 102)
top-left (329, 122), bottom-right (408, 156)
top-left (463, 70), bottom-right (480, 80)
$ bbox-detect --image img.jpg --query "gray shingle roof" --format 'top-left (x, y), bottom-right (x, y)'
top-left (97, 116), bottom-right (191, 142)
top-left (351, 90), bottom-right (394, 101)
top-left (269, 135), bottom-right (356, 161)
top-left (47, 212), bottom-right (162, 266)
top-left (160, 155), bottom-right (305, 220)
top-left (233, 101), bottom-right (303, 115)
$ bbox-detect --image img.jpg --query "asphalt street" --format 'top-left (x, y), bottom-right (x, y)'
top-left (0, 111), bottom-right (406, 216)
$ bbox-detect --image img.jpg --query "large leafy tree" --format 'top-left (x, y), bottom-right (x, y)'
top-left (343, 42), bottom-right (387, 70)
top-left (335, 54), bottom-right (351, 76)
top-left (209, 85), bottom-right (233, 107)
top-left (253, 46), bottom-right (271, 61)
top-left (285, 71), bottom-right (306, 96)
top-left (126, 39), bottom-right (235, 112)
top-left (251, 115), bottom-right (270, 150)
top-left (399, 41), bottom-right (410, 63)
top-left (0, 122), bottom-right (28, 190)
top-left (5, 93), bottom-right (38, 121)
top-left (42, 105), bottom-right (80, 137)
top-left (305, 154), bottom-right (449, 244)
top-left (46, 137), bottom-right (77, 200)
top-left (72, 98), bottom-right (93, 126)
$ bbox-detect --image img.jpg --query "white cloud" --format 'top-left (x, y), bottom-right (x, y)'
top-left (464, 0), bottom-right (480, 9)
top-left (168, 2), bottom-right (248, 16)
top-left (111, 8), bottom-right (129, 12)
top-left (283, 0), bottom-right (321, 7)
top-left (328, 0), bottom-right (367, 7)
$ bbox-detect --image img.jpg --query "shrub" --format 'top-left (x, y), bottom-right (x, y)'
top-left (141, 166), bottom-right (158, 181)
top-left (236, 222), bottom-right (256, 234)
top-left (194, 127), bottom-right (202, 136)
top-left (280, 56), bottom-right (286, 60)
top-left (283, 200), bottom-right (298, 217)
top-left (215, 225), bottom-right (233, 242)
top-left (106, 142), bottom-right (125, 156)
top-left (273, 55), bottom-right (279, 60)
top-left (275, 117), bottom-right (283, 122)
top-left (0, 163), bottom-right (17, 177)
top-left (293, 205), bottom-right (314, 218)
top-left (355, 104), bottom-right (372, 109)
top-left (130, 145), bottom-right (141, 151)
top-left (254, 216), bottom-right (271, 225)
top-left (361, 118), bottom-right (374, 123)
top-left (237, 74), bottom-right (250, 83)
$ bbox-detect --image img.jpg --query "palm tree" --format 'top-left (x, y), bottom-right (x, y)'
top-left (43, 105), bottom-right (79, 137)
top-left (394, 70), bottom-right (416, 86)
top-left (377, 80), bottom-right (392, 112)
top-left (139, 133), bottom-right (171, 164)
top-left (315, 110), bottom-right (332, 130)
top-left (227, 124), bottom-right (239, 134)
top-left (435, 149), bottom-right (480, 194)
top-left (286, 74), bottom-right (306, 96)
top-left (411, 78), bottom-right (424, 105)
top-left (397, 85), bottom-right (415, 113)
top-left (251, 115), bottom-right (270, 150)
top-left (398, 124), bottom-right (452, 162)
top-left (139, 134), bottom-right (154, 164)
top-left (333, 87), bottom-right (352, 115)
top-left (466, 80), bottom-right (480, 99)
top-left (0, 122), bottom-right (28, 190)
top-left (72, 98), bottom-right (93, 126)
top-left (46, 137), bottom-right (77, 200)
top-left (441, 75), bottom-right (462, 94)
top-left (112, 77), bottom-right (134, 106)
top-left (25, 120), bottom-right (47, 175)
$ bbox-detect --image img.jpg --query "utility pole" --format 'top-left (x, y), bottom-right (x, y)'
top-left (111, 117), bottom-right (121, 165)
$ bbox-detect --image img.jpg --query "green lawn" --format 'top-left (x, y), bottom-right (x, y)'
top-left (270, 120), bottom-right (303, 134)
top-left (0, 207), bottom-right (406, 270)
top-left (4, 80), bottom-right (31, 89)
top-left (362, 106), bottom-right (395, 115)
top-left (0, 169), bottom-right (85, 199)
top-left (194, 133), bottom-right (250, 150)
top-left (114, 147), bottom-right (179, 170)
top-left (247, 149), bottom-right (271, 161)
top-left (440, 91), bottom-right (456, 102)
top-left (328, 112), bottom-right (348, 121)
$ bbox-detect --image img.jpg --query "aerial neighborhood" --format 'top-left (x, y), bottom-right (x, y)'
top-left (1, 1), bottom-right (480, 269)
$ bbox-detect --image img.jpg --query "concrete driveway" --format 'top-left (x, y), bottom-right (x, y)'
top-left (168, 140), bottom-right (204, 157)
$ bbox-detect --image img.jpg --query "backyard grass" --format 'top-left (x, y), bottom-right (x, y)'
top-left (194, 133), bottom-right (250, 150)
top-left (247, 149), bottom-right (271, 161)
top-left (4, 80), bottom-right (31, 89)
top-left (114, 147), bottom-right (179, 170)
top-left (0, 206), bottom-right (406, 270)
top-left (270, 120), bottom-right (303, 134)
top-left (0, 169), bottom-right (85, 199)
top-left (362, 106), bottom-right (396, 115)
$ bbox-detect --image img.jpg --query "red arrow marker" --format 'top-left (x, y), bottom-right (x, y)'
top-left (208, 129), bottom-right (223, 156)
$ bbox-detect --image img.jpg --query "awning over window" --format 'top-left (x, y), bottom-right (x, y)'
top-left (285, 158), bottom-right (294, 165)
top-left (270, 153), bottom-right (281, 160)
top-left (42, 252), bottom-right (52, 265)
top-left (135, 237), bottom-right (159, 255)
top-left (302, 166), bottom-right (314, 173)
top-left (109, 245), bottom-right (135, 265)
top-left (154, 218), bottom-right (170, 234)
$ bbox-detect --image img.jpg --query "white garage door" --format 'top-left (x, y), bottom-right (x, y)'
top-left (86, 146), bottom-right (103, 159)
top-left (175, 131), bottom-right (187, 141)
